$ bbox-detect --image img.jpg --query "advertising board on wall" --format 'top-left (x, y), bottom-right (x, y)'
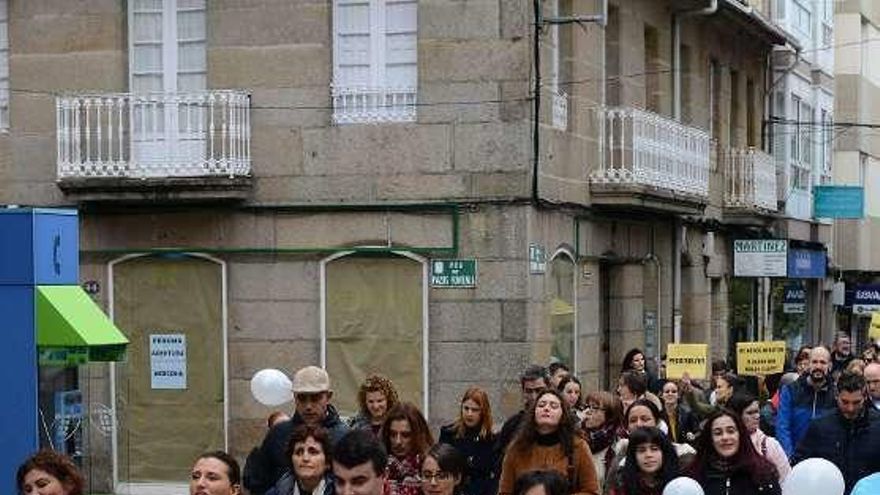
top-left (733, 239), bottom-right (787, 277)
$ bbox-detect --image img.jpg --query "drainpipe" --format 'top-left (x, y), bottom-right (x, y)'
top-left (673, 0), bottom-right (718, 120)
top-left (672, 1), bottom-right (716, 343)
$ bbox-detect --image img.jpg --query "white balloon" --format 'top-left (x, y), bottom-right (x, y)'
top-left (250, 368), bottom-right (293, 406)
top-left (783, 458), bottom-right (845, 495)
top-left (663, 477), bottom-right (704, 495)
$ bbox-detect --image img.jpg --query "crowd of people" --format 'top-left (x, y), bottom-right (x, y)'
top-left (15, 333), bottom-right (880, 495)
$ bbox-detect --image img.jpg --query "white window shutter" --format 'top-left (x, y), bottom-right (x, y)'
top-left (335, 0), bottom-right (372, 88)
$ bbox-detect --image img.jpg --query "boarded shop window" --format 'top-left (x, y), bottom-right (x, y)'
top-left (547, 252), bottom-right (576, 369)
top-left (112, 255), bottom-right (225, 487)
top-left (323, 254), bottom-right (426, 416)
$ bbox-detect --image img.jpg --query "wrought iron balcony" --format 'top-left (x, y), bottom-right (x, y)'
top-left (331, 86), bottom-right (416, 124)
top-left (723, 147), bottom-right (778, 212)
top-left (591, 107), bottom-right (711, 207)
top-left (56, 90), bottom-right (251, 182)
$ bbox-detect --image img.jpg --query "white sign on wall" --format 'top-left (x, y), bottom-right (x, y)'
top-left (150, 334), bottom-right (187, 390)
top-left (733, 239), bottom-right (787, 277)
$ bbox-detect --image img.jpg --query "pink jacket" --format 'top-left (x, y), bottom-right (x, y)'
top-left (751, 429), bottom-right (791, 483)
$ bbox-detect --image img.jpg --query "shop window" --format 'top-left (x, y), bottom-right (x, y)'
top-left (547, 251), bottom-right (576, 369)
top-left (322, 253), bottom-right (426, 415)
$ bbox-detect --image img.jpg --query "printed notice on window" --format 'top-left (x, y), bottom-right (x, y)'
top-left (150, 333), bottom-right (187, 390)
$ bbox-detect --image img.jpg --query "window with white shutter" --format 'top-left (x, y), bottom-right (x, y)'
top-left (0, 0), bottom-right (9, 130)
top-left (332, 0), bottom-right (417, 124)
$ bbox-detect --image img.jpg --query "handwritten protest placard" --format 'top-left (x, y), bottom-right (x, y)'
top-left (666, 343), bottom-right (708, 380)
top-left (736, 341), bottom-right (786, 376)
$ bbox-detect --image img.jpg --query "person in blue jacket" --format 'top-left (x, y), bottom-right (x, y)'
top-left (775, 346), bottom-right (837, 457)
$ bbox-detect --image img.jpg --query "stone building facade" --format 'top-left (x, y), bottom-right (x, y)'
top-left (0, 1), bottom-right (822, 493)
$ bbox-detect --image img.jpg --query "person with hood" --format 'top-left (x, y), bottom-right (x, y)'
top-left (776, 346), bottom-right (837, 457)
top-left (793, 372), bottom-right (880, 495)
top-left (244, 366), bottom-right (350, 495)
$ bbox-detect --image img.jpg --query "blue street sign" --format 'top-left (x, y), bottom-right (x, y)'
top-left (814, 186), bottom-right (864, 219)
top-left (787, 248), bottom-right (826, 279)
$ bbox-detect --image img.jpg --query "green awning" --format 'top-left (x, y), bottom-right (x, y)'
top-left (36, 285), bottom-right (128, 366)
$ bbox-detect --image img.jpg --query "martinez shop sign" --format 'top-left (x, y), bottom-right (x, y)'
top-left (853, 284), bottom-right (880, 315)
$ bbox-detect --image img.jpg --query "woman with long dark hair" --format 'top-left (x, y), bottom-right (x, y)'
top-left (382, 402), bottom-right (435, 495)
top-left (607, 427), bottom-right (680, 495)
top-left (686, 409), bottom-right (780, 495)
top-left (438, 386), bottom-right (498, 495)
top-left (498, 389), bottom-right (599, 495)
top-left (726, 392), bottom-right (790, 483)
top-left (622, 348), bottom-right (661, 394)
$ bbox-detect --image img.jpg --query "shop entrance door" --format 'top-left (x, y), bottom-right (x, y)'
top-left (111, 254), bottom-right (226, 494)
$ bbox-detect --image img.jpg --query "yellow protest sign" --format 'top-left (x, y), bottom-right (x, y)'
top-left (666, 343), bottom-right (708, 380)
top-left (870, 313), bottom-right (880, 343)
top-left (736, 341), bottom-right (786, 376)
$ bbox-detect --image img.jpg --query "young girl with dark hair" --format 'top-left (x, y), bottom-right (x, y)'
top-left (687, 409), bottom-right (781, 495)
top-left (608, 427), bottom-right (680, 495)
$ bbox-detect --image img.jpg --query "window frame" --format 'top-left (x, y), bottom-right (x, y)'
top-left (547, 248), bottom-right (578, 373)
top-left (331, 0), bottom-right (418, 124)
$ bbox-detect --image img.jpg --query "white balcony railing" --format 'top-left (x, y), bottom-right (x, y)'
top-left (592, 106), bottom-right (711, 198)
top-left (724, 147), bottom-right (778, 212)
top-left (57, 90), bottom-right (251, 179)
top-left (331, 86), bottom-right (416, 125)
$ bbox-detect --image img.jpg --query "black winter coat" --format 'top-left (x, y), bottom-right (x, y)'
top-left (792, 406), bottom-right (880, 495)
top-left (439, 424), bottom-right (499, 495)
top-left (694, 465), bottom-right (780, 495)
top-left (244, 405), bottom-right (350, 495)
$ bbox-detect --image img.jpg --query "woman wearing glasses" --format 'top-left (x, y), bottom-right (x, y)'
top-left (498, 389), bottom-right (599, 495)
top-left (580, 391), bottom-right (625, 492)
top-left (420, 444), bottom-right (468, 495)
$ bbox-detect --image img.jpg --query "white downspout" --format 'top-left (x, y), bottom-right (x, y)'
top-left (673, 0), bottom-right (718, 120)
top-left (672, 1), bottom-right (716, 343)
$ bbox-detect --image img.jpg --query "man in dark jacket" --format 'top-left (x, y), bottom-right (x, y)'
top-left (244, 366), bottom-right (350, 495)
top-left (776, 346), bottom-right (837, 456)
top-left (793, 372), bottom-right (880, 495)
top-left (493, 365), bottom-right (548, 462)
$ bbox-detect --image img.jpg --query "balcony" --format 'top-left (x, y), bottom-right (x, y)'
top-left (56, 90), bottom-right (251, 202)
top-left (590, 106), bottom-right (711, 214)
top-left (723, 147), bottom-right (778, 214)
top-left (331, 86), bottom-right (416, 124)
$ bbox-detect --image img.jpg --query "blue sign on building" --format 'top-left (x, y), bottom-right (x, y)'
top-left (787, 248), bottom-right (826, 279)
top-left (814, 185), bottom-right (864, 219)
top-left (783, 283), bottom-right (806, 314)
top-left (853, 284), bottom-right (880, 315)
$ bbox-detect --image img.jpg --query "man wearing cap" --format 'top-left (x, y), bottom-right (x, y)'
top-left (244, 365), bottom-right (350, 495)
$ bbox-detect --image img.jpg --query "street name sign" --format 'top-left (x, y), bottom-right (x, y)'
top-left (431, 259), bottom-right (477, 288)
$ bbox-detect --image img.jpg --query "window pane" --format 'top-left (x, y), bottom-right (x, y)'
top-left (386, 0), bottom-right (417, 33)
top-left (133, 44), bottom-right (163, 72)
top-left (325, 256), bottom-right (424, 416)
top-left (133, 12), bottom-right (162, 41)
top-left (177, 10), bottom-right (206, 41)
top-left (178, 42), bottom-right (206, 72)
top-left (546, 255), bottom-right (575, 368)
top-left (177, 73), bottom-right (206, 92)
